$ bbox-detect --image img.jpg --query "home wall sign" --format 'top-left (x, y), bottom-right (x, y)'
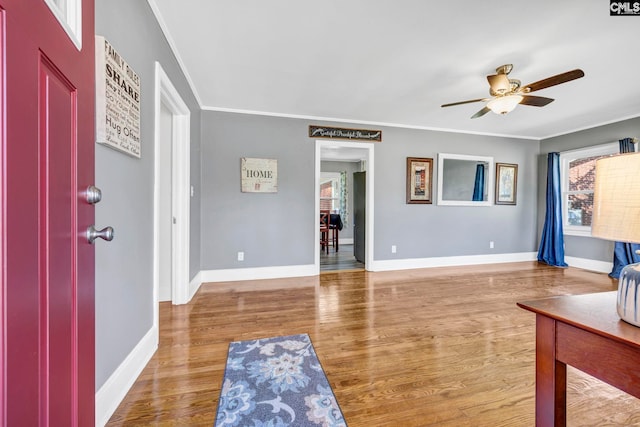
top-left (309, 125), bottom-right (382, 142)
top-left (95, 36), bottom-right (141, 158)
top-left (241, 158), bottom-right (278, 193)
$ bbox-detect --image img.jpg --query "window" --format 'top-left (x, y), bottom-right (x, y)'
top-left (320, 172), bottom-right (341, 212)
top-left (560, 143), bottom-right (619, 236)
top-left (44, 0), bottom-right (82, 50)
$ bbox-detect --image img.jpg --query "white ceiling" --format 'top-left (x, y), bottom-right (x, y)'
top-left (148, 0), bottom-right (640, 141)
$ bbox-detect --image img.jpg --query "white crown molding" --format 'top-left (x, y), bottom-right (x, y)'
top-left (200, 106), bottom-right (541, 141)
top-left (541, 112), bottom-right (640, 140)
top-left (146, 0), bottom-right (203, 108)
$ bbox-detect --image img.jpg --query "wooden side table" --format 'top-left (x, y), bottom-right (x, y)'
top-left (518, 292), bottom-right (640, 426)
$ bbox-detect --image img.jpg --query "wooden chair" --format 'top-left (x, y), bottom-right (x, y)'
top-left (320, 210), bottom-right (330, 254)
top-left (328, 213), bottom-right (339, 251)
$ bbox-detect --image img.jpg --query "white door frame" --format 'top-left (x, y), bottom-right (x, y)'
top-left (153, 62), bottom-right (191, 324)
top-left (315, 140), bottom-right (374, 272)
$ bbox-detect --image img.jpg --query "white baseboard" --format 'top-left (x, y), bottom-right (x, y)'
top-left (565, 256), bottom-right (613, 274)
top-left (339, 237), bottom-right (353, 245)
top-left (370, 252), bottom-right (538, 272)
top-left (188, 271), bottom-right (202, 301)
top-left (194, 253), bottom-right (613, 284)
top-left (95, 326), bottom-right (158, 427)
top-left (200, 264), bottom-right (317, 283)
top-left (198, 254), bottom-right (545, 283)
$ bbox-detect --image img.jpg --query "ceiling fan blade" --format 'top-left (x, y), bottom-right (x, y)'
top-left (487, 74), bottom-right (511, 94)
top-left (441, 98), bottom-right (486, 108)
top-left (519, 95), bottom-right (555, 107)
top-left (522, 69), bottom-right (585, 93)
top-left (471, 106), bottom-right (491, 119)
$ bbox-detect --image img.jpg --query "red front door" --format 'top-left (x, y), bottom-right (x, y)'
top-left (1, 0), bottom-right (95, 425)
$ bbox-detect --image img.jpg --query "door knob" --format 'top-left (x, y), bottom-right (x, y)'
top-left (87, 225), bottom-right (114, 244)
top-left (85, 185), bottom-right (102, 204)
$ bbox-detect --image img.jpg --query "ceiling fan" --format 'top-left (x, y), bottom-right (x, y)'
top-left (441, 64), bottom-right (585, 118)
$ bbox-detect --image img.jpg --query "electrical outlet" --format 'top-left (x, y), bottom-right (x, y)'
top-left (391, 245), bottom-right (397, 254)
top-left (237, 251), bottom-right (244, 261)
top-left (489, 241), bottom-right (494, 249)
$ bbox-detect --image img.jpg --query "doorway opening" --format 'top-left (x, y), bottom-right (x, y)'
top-left (315, 140), bottom-right (374, 273)
top-left (153, 62), bottom-right (191, 326)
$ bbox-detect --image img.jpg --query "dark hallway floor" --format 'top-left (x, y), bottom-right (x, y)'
top-left (320, 243), bottom-right (364, 272)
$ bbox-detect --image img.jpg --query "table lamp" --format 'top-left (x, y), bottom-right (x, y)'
top-left (592, 152), bottom-right (640, 327)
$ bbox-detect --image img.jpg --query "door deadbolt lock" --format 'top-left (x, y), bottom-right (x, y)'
top-left (87, 225), bottom-right (114, 244)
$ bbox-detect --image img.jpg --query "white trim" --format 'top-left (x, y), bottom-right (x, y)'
top-left (201, 107), bottom-right (640, 142)
top-left (437, 153), bottom-right (494, 206)
top-left (195, 252), bottom-right (567, 281)
top-left (370, 252), bottom-right (537, 272)
top-left (563, 228), bottom-right (593, 238)
top-left (170, 100), bottom-right (191, 306)
top-left (320, 172), bottom-right (341, 211)
top-left (95, 326), bottom-right (158, 427)
top-left (146, 0), bottom-right (203, 107)
top-left (541, 112), bottom-right (640, 140)
top-left (560, 142), bottom-right (618, 236)
top-left (200, 265), bottom-right (317, 283)
top-left (316, 140), bottom-right (374, 273)
top-left (560, 142), bottom-right (619, 157)
top-left (365, 149), bottom-right (375, 270)
top-left (565, 256), bottom-right (613, 274)
top-left (188, 271), bottom-right (202, 301)
top-left (163, 254), bottom-right (612, 297)
top-left (153, 62), bottom-right (192, 341)
top-left (339, 238), bottom-right (354, 245)
top-left (44, 0), bottom-right (82, 50)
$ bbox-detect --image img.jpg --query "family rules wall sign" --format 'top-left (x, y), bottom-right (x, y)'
top-left (95, 36), bottom-right (141, 158)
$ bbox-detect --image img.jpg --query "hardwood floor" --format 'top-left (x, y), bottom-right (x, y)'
top-left (106, 262), bottom-right (640, 426)
top-left (321, 243), bottom-right (365, 272)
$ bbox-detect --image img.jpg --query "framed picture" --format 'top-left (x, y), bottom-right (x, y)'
top-left (241, 158), bottom-right (278, 193)
top-left (495, 163), bottom-right (518, 205)
top-left (406, 157), bottom-right (433, 204)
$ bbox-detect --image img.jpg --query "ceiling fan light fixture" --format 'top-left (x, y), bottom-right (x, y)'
top-left (487, 95), bottom-right (523, 115)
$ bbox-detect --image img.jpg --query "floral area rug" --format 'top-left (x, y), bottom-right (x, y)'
top-left (214, 333), bottom-right (347, 427)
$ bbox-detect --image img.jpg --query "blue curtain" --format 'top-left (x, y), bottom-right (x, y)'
top-left (537, 152), bottom-right (568, 267)
top-left (610, 138), bottom-right (640, 278)
top-left (472, 164), bottom-right (485, 201)
top-left (620, 137), bottom-right (635, 153)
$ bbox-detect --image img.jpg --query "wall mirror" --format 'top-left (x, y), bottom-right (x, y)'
top-left (437, 153), bottom-right (494, 206)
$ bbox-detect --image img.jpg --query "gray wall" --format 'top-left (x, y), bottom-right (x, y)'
top-left (95, 0), bottom-right (201, 390)
top-left (321, 161), bottom-right (361, 241)
top-left (201, 113), bottom-right (314, 269)
top-left (201, 111), bottom-right (540, 270)
top-left (538, 116), bottom-right (640, 262)
top-left (373, 127), bottom-right (539, 259)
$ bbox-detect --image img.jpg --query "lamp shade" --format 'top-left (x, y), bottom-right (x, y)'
top-left (487, 95), bottom-right (523, 115)
top-left (592, 152), bottom-right (640, 243)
